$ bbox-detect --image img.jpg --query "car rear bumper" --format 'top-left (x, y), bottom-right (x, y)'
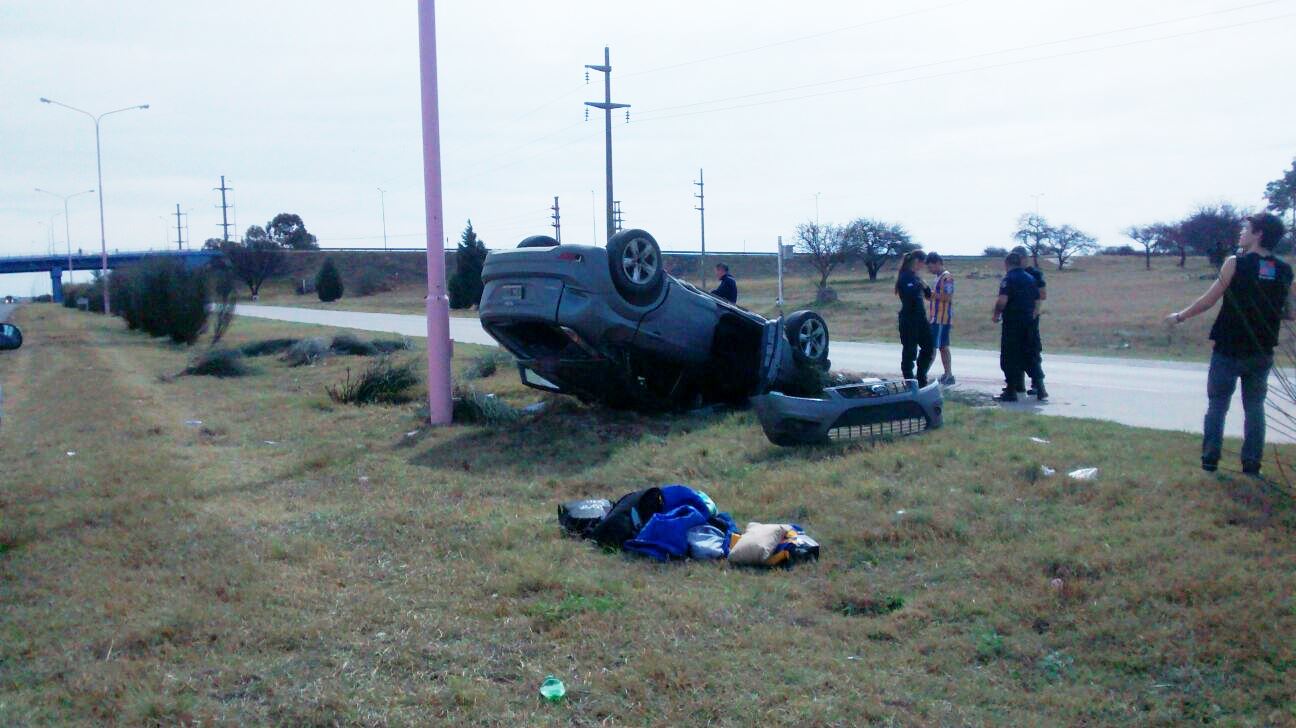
top-left (750, 380), bottom-right (943, 446)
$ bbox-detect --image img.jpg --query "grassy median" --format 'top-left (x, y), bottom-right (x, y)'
top-left (1, 305), bottom-right (1294, 725)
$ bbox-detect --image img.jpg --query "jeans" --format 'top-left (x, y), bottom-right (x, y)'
top-left (1203, 350), bottom-right (1272, 467)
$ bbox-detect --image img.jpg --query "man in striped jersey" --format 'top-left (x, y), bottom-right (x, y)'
top-left (925, 252), bottom-right (956, 386)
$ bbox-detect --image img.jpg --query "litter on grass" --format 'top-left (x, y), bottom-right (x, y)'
top-left (66, 451), bottom-right (76, 457)
top-left (1068, 467), bottom-right (1099, 480)
top-left (539, 676), bottom-right (566, 702)
top-left (1030, 437), bottom-right (1051, 444)
top-left (1040, 466), bottom-right (1056, 477)
top-left (185, 420), bottom-right (203, 426)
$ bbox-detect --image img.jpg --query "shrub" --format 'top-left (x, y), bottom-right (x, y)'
top-left (330, 333), bottom-right (378, 356)
top-left (462, 350), bottom-right (512, 381)
top-left (371, 338), bottom-right (412, 354)
top-left (280, 337), bottom-right (331, 367)
top-left (448, 221), bottom-right (487, 309)
top-left (33, 294), bottom-right (53, 303)
top-left (353, 268), bottom-right (394, 297)
top-left (240, 338), bottom-right (299, 357)
top-left (983, 246), bottom-right (1009, 257)
top-left (112, 259), bottom-right (210, 344)
top-left (316, 258), bottom-right (344, 302)
top-left (183, 348), bottom-right (249, 378)
top-left (326, 357), bottom-right (419, 405)
top-left (452, 384), bottom-right (522, 425)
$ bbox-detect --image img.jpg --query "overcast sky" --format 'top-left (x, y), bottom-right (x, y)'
top-left (2, 0), bottom-right (1293, 294)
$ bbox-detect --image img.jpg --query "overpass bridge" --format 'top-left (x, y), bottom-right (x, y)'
top-left (0, 250), bottom-right (220, 302)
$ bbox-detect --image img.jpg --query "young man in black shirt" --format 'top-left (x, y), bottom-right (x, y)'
top-left (710, 263), bottom-right (738, 304)
top-left (1166, 213), bottom-right (1292, 475)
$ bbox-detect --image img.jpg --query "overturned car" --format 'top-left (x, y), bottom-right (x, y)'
top-left (479, 229), bottom-right (830, 411)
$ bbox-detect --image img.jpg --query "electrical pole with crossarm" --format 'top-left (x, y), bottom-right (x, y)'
top-left (695, 168), bottom-right (706, 287)
top-left (584, 46), bottom-right (629, 244)
top-left (550, 196), bottom-right (561, 242)
top-left (215, 176), bottom-right (233, 242)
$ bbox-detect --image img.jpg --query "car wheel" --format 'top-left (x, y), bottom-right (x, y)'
top-left (606, 229), bottom-right (665, 306)
top-left (517, 235), bottom-right (559, 249)
top-left (784, 310), bottom-right (830, 367)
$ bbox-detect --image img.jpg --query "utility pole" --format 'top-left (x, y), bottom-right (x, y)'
top-left (695, 169), bottom-right (706, 287)
top-left (584, 46), bottom-right (630, 243)
top-left (215, 175), bottom-right (233, 242)
top-left (377, 187), bottom-right (388, 250)
top-left (550, 196), bottom-right (561, 242)
top-left (174, 204), bottom-right (184, 250)
top-left (612, 201), bottom-right (624, 232)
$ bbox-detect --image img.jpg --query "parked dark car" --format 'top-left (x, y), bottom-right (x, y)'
top-left (479, 229), bottom-right (830, 411)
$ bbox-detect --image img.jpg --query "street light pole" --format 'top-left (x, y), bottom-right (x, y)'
top-left (48, 212), bottom-right (62, 255)
top-left (36, 187), bottom-right (94, 285)
top-left (41, 97), bottom-right (149, 313)
top-left (377, 187), bottom-right (388, 250)
top-left (417, 0), bottom-right (453, 426)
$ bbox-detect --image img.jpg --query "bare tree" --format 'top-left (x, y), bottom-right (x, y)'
top-left (1046, 225), bottom-right (1097, 270)
top-left (1013, 213), bottom-right (1052, 269)
top-left (212, 225), bottom-right (288, 299)
top-left (844, 218), bottom-right (917, 281)
top-left (1124, 224), bottom-right (1159, 270)
top-left (795, 221), bottom-right (854, 290)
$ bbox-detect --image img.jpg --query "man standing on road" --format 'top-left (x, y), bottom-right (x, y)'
top-left (993, 252), bottom-right (1040, 402)
top-left (926, 252), bottom-right (956, 385)
top-left (1013, 246), bottom-right (1048, 399)
top-left (1166, 212), bottom-right (1292, 475)
top-left (711, 263), bottom-right (738, 304)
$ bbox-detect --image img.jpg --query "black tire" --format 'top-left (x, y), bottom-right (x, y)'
top-left (784, 310), bottom-right (830, 367)
top-left (518, 235), bottom-right (559, 249)
top-left (606, 229), bottom-right (665, 306)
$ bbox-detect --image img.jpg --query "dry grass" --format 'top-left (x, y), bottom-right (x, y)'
top-left (258, 255), bottom-right (1238, 360)
top-left (1, 306), bottom-right (1294, 724)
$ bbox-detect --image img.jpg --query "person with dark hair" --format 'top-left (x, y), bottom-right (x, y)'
top-left (895, 250), bottom-right (934, 386)
top-left (993, 251), bottom-right (1040, 402)
top-left (1012, 245), bottom-right (1048, 400)
top-left (925, 252), bottom-right (956, 385)
top-left (710, 263), bottom-right (737, 304)
top-left (1166, 212), bottom-right (1293, 475)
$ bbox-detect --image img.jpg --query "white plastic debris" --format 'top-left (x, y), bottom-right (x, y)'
top-left (405, 430), bottom-right (420, 438)
top-left (66, 451), bottom-right (76, 457)
top-left (184, 419), bottom-right (203, 427)
top-left (264, 440), bottom-right (278, 446)
top-left (1068, 467), bottom-right (1099, 481)
top-left (1040, 466), bottom-right (1056, 477)
top-left (1030, 437), bottom-right (1051, 444)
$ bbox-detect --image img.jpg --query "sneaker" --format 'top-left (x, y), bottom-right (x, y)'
top-left (1035, 384), bottom-right (1048, 402)
top-left (939, 373), bottom-right (956, 386)
top-left (994, 389), bottom-right (1018, 402)
top-left (1201, 459), bottom-right (1218, 473)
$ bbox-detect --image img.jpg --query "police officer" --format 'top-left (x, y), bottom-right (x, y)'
top-left (1012, 246), bottom-right (1048, 400)
top-left (993, 252), bottom-right (1040, 402)
top-left (895, 250), bottom-right (934, 387)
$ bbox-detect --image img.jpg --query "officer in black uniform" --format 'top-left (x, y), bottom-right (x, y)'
top-left (1013, 246), bottom-right (1048, 401)
top-left (993, 252), bottom-right (1040, 402)
top-left (1166, 212), bottom-right (1292, 475)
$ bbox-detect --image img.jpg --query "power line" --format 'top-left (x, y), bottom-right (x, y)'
top-left (632, 11), bottom-right (1296, 124)
top-left (635, 0), bottom-right (1292, 120)
top-left (622, 0), bottom-right (973, 79)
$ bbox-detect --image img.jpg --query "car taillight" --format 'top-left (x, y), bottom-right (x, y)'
top-left (556, 251), bottom-right (583, 261)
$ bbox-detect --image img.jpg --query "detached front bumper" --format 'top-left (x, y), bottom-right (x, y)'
top-left (750, 380), bottom-right (943, 446)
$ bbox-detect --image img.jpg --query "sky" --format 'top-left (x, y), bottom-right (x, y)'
top-left (2, 0), bottom-right (1293, 295)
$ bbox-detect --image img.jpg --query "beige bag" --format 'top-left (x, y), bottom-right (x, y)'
top-left (728, 522), bottom-right (787, 565)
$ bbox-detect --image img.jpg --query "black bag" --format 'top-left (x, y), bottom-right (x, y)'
top-left (558, 499), bottom-right (613, 538)
top-left (589, 487), bottom-right (665, 548)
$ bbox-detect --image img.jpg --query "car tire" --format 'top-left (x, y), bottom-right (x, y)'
top-left (784, 310), bottom-right (830, 368)
top-left (606, 229), bottom-right (665, 306)
top-left (517, 235), bottom-right (559, 249)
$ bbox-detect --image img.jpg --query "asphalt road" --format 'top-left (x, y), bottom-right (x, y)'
top-left (0, 303), bottom-right (15, 322)
top-left (235, 303), bottom-right (1295, 442)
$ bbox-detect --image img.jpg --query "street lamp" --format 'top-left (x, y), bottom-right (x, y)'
top-left (1029, 193), bottom-right (1045, 217)
top-left (36, 187), bottom-right (95, 284)
top-left (40, 97), bottom-right (149, 313)
top-left (48, 211), bottom-right (63, 255)
top-left (377, 187), bottom-right (388, 250)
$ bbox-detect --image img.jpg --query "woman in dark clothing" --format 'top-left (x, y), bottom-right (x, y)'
top-left (895, 250), bottom-right (935, 386)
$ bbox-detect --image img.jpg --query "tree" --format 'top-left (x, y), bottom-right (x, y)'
top-left (1152, 222), bottom-right (1188, 267)
top-left (266, 213), bottom-right (319, 250)
top-left (1045, 225), bottom-right (1097, 270)
top-left (1124, 224), bottom-right (1160, 270)
top-left (1013, 213), bottom-right (1053, 269)
top-left (448, 220), bottom-right (488, 309)
top-left (1264, 158), bottom-right (1296, 251)
top-left (316, 258), bottom-right (344, 302)
top-left (214, 225), bottom-right (288, 299)
top-left (983, 246), bottom-right (1009, 257)
top-left (1178, 204), bottom-right (1245, 269)
top-left (794, 221), bottom-right (854, 290)
top-left (845, 217), bottom-right (916, 281)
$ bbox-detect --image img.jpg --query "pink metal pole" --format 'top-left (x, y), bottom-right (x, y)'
top-left (418, 0), bottom-right (453, 425)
